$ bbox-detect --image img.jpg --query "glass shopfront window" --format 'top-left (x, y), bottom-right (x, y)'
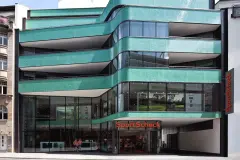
top-left (92, 98), bottom-right (100, 119)
top-left (185, 84), bottom-right (202, 112)
top-left (21, 82), bottom-right (220, 153)
top-left (101, 93), bottom-right (108, 117)
top-left (118, 83), bottom-right (129, 112)
top-left (129, 83), bottom-right (148, 111)
top-left (167, 84), bottom-right (185, 111)
top-left (149, 83), bottom-right (167, 111)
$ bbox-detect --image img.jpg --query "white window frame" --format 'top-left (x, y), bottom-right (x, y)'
top-left (0, 81), bottom-right (7, 95)
top-left (0, 36), bottom-right (7, 46)
top-left (0, 58), bottom-right (7, 70)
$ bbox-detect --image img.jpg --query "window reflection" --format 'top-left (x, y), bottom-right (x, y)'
top-left (167, 84), bottom-right (185, 111)
top-left (129, 83), bottom-right (148, 111)
top-left (149, 83), bottom-right (166, 111)
top-left (185, 84), bottom-right (202, 112)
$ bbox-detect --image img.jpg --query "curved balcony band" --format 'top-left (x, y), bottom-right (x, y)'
top-left (19, 37), bottom-right (221, 69)
top-left (91, 112), bottom-right (221, 124)
top-left (29, 0), bottom-right (213, 18)
top-left (19, 67), bottom-right (221, 94)
top-left (20, 6), bottom-right (220, 43)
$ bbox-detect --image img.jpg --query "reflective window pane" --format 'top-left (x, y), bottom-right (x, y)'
top-left (118, 83), bottom-right (129, 112)
top-left (101, 93), bottom-right (108, 117)
top-left (143, 52), bottom-right (156, 67)
top-left (130, 21), bottom-right (143, 37)
top-left (149, 83), bottom-right (166, 111)
top-left (143, 22), bottom-right (156, 37)
top-left (129, 51), bottom-right (143, 67)
top-left (118, 52), bottom-right (129, 69)
top-left (118, 21), bottom-right (129, 40)
top-left (129, 83), bottom-right (148, 111)
top-left (92, 98), bottom-right (100, 119)
top-left (167, 84), bottom-right (184, 111)
top-left (156, 23), bottom-right (169, 38)
top-left (185, 84), bottom-right (202, 112)
top-left (156, 52), bottom-right (169, 67)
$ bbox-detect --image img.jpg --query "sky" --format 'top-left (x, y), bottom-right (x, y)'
top-left (0, 0), bottom-right (220, 9)
top-left (0, 0), bottom-right (58, 9)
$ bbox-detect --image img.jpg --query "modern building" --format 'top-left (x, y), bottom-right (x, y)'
top-left (216, 0), bottom-right (240, 157)
top-left (0, 4), bottom-right (28, 152)
top-left (16, 0), bottom-right (228, 156)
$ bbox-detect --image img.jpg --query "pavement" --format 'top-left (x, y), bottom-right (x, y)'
top-left (0, 153), bottom-right (240, 160)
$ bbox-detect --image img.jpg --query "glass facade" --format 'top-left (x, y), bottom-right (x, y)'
top-left (114, 21), bottom-right (169, 43)
top-left (21, 82), bottom-right (220, 152)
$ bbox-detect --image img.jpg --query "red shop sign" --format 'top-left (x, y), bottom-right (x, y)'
top-left (116, 121), bottom-right (160, 128)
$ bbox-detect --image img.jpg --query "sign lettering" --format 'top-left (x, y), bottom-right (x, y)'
top-left (116, 121), bottom-right (160, 128)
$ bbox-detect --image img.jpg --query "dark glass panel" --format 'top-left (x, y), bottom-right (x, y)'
top-left (101, 93), bottom-right (108, 117)
top-left (129, 83), bottom-right (148, 111)
top-left (92, 98), bottom-right (100, 119)
top-left (118, 83), bottom-right (129, 112)
top-left (129, 51), bottom-right (143, 67)
top-left (143, 52), bottom-right (156, 67)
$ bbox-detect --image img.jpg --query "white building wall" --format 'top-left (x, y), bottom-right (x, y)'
top-left (58, 0), bottom-right (109, 8)
top-left (14, 4), bottom-right (29, 30)
top-left (216, 1), bottom-right (240, 156)
top-left (178, 119), bottom-right (220, 154)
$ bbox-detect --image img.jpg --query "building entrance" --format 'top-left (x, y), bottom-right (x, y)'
top-left (114, 120), bottom-right (161, 154)
top-left (118, 130), bottom-right (159, 154)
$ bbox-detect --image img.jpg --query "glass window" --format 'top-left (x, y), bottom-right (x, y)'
top-left (36, 96), bottom-right (50, 131)
top-left (156, 52), bottom-right (169, 67)
top-left (167, 84), bottom-right (184, 111)
top-left (101, 93), bottom-right (108, 117)
top-left (118, 83), bottom-right (129, 112)
top-left (66, 97), bottom-right (78, 128)
top-left (156, 23), bottom-right (169, 38)
top-left (129, 51), bottom-right (143, 67)
top-left (3, 37), bottom-right (7, 46)
top-left (118, 21), bottom-right (129, 40)
top-left (0, 81), bottom-right (7, 95)
top-left (0, 106), bottom-right (7, 120)
top-left (143, 22), bottom-right (156, 37)
top-left (130, 21), bottom-right (143, 37)
top-left (204, 84), bottom-right (220, 112)
top-left (129, 83), bottom-right (148, 111)
top-left (108, 86), bottom-right (117, 115)
top-left (92, 98), bottom-right (100, 119)
top-left (143, 52), bottom-right (156, 67)
top-left (79, 98), bottom-right (91, 120)
top-left (3, 61), bottom-right (7, 70)
top-left (185, 84), bottom-right (202, 112)
top-left (118, 52), bottom-right (129, 69)
top-left (149, 83), bottom-right (166, 111)
top-left (0, 37), bottom-right (2, 45)
top-left (3, 86), bottom-right (7, 94)
top-left (22, 96), bottom-right (35, 131)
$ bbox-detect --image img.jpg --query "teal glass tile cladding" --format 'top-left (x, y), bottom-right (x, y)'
top-left (29, 0), bottom-right (211, 18)
top-left (19, 68), bottom-right (221, 93)
top-left (91, 112), bottom-right (222, 124)
top-left (19, 37), bottom-right (221, 68)
top-left (30, 8), bottom-right (104, 17)
top-left (20, 7), bottom-right (220, 42)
